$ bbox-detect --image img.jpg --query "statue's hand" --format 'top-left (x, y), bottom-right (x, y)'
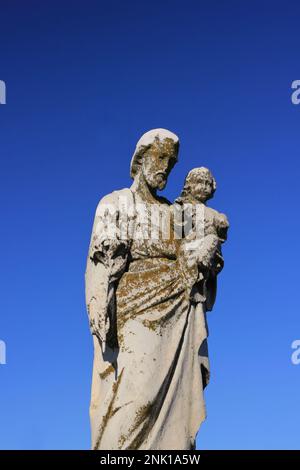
top-left (177, 239), bottom-right (200, 286)
top-left (179, 238), bottom-right (200, 269)
top-left (87, 295), bottom-right (109, 343)
top-left (196, 234), bottom-right (219, 270)
top-left (179, 234), bottom-right (220, 282)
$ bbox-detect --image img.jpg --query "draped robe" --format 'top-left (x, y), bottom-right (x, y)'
top-left (85, 186), bottom-right (211, 450)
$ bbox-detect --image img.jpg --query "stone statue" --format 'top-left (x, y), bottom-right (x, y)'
top-left (85, 129), bottom-right (229, 450)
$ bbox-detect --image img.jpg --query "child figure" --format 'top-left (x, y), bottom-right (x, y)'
top-left (174, 167), bottom-right (229, 308)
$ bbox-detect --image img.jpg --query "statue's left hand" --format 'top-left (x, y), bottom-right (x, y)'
top-left (87, 293), bottom-right (109, 343)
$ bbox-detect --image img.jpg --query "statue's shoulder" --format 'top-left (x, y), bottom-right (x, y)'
top-left (206, 206), bottom-right (229, 227)
top-left (95, 188), bottom-right (134, 213)
top-left (205, 205), bottom-right (218, 218)
top-left (98, 187), bottom-right (132, 204)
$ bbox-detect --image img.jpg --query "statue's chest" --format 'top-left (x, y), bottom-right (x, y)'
top-left (130, 202), bottom-right (177, 260)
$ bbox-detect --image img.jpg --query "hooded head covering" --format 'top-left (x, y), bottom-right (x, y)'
top-left (130, 128), bottom-right (179, 179)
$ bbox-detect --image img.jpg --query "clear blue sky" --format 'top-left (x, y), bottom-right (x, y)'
top-left (0, 0), bottom-right (300, 450)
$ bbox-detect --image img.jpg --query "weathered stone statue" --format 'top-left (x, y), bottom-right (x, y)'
top-left (85, 129), bottom-right (229, 450)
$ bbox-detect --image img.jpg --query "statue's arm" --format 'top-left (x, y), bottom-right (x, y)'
top-left (85, 193), bottom-right (130, 351)
top-left (205, 212), bottom-right (229, 311)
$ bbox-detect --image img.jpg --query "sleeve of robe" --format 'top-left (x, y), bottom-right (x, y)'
top-left (85, 189), bottom-right (133, 351)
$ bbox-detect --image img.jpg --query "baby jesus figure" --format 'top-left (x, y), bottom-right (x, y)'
top-left (174, 167), bottom-right (229, 307)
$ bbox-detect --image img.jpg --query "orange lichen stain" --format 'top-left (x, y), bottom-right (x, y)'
top-left (94, 368), bottom-right (124, 450)
top-left (99, 363), bottom-right (115, 380)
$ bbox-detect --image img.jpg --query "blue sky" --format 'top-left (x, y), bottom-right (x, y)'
top-left (0, 0), bottom-right (300, 449)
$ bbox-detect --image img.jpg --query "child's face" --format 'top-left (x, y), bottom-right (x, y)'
top-left (192, 173), bottom-right (214, 202)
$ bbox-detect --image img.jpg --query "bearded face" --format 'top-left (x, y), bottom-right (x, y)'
top-left (141, 138), bottom-right (178, 191)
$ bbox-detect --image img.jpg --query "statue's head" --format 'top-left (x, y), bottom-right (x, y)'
top-left (181, 167), bottom-right (217, 203)
top-left (130, 129), bottom-right (179, 191)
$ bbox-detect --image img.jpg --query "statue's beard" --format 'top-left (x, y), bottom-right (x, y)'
top-left (144, 172), bottom-right (168, 191)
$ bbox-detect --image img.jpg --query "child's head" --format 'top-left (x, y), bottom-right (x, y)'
top-left (181, 167), bottom-right (216, 203)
